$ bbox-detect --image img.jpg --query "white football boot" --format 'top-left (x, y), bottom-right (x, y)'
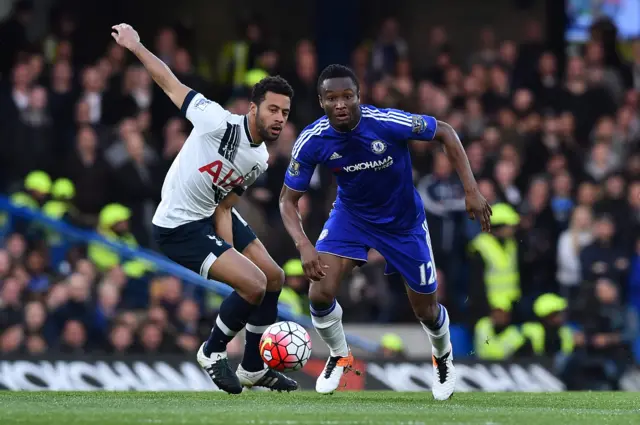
top-left (315, 351), bottom-right (354, 394)
top-left (432, 349), bottom-right (456, 400)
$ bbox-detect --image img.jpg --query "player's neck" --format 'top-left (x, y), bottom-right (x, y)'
top-left (331, 109), bottom-right (362, 133)
top-left (245, 114), bottom-right (264, 145)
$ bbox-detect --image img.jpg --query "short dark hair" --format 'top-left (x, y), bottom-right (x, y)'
top-left (317, 64), bottom-right (359, 94)
top-left (251, 76), bottom-right (294, 105)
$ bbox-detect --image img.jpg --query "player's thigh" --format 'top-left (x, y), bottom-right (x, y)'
top-left (208, 248), bottom-right (267, 304)
top-left (241, 238), bottom-right (284, 291)
top-left (375, 220), bottom-right (439, 295)
top-left (309, 252), bottom-right (358, 304)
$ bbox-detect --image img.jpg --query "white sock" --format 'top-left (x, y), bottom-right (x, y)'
top-left (421, 304), bottom-right (452, 358)
top-left (311, 300), bottom-right (349, 358)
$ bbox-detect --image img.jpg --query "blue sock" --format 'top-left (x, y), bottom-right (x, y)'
top-left (204, 291), bottom-right (257, 356)
top-left (242, 290), bottom-right (280, 372)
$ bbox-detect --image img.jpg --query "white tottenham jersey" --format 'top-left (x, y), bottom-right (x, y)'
top-left (152, 91), bottom-right (269, 228)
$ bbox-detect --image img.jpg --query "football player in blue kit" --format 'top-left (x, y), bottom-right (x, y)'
top-left (279, 65), bottom-right (492, 400)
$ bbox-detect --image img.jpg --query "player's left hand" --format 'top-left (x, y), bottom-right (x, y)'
top-left (465, 189), bottom-right (492, 232)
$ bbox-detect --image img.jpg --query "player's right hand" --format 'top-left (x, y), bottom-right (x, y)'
top-left (111, 23), bottom-right (141, 52)
top-left (299, 243), bottom-right (328, 281)
top-left (465, 188), bottom-right (492, 233)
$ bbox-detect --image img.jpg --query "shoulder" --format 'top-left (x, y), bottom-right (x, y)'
top-left (291, 116), bottom-right (331, 160)
top-left (360, 105), bottom-right (414, 128)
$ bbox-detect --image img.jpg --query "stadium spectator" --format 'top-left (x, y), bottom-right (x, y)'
top-left (556, 206), bottom-right (594, 302)
top-left (474, 299), bottom-right (525, 360)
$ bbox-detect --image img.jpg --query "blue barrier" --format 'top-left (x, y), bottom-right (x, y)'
top-left (0, 195), bottom-right (380, 352)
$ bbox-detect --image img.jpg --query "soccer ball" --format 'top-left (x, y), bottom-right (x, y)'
top-left (259, 321), bottom-right (312, 372)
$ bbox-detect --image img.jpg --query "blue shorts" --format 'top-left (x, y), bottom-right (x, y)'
top-left (152, 209), bottom-right (257, 278)
top-left (315, 209), bottom-right (437, 294)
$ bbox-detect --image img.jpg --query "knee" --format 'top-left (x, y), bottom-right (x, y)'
top-left (414, 301), bottom-right (440, 324)
top-left (265, 266), bottom-right (285, 292)
top-left (308, 280), bottom-right (335, 307)
top-left (243, 269), bottom-right (267, 304)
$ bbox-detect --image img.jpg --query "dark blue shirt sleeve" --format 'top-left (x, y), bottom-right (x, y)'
top-left (371, 107), bottom-right (438, 142)
top-left (283, 136), bottom-right (319, 192)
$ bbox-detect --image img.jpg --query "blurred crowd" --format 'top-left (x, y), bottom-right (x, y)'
top-left (1, 1), bottom-right (640, 375)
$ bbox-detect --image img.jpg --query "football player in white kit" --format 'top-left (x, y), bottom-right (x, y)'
top-left (112, 24), bottom-right (298, 394)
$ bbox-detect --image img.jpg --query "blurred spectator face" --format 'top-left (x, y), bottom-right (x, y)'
top-left (571, 206), bottom-right (593, 231)
top-left (444, 66), bottom-right (462, 87)
top-left (380, 18), bottom-right (399, 42)
top-left (141, 323), bottom-right (163, 352)
top-left (258, 50), bottom-right (279, 72)
top-left (136, 68), bottom-right (152, 91)
top-left (539, 52), bottom-right (557, 76)
top-left (525, 19), bottom-right (543, 42)
top-left (112, 219), bottom-right (129, 234)
top-left (52, 61), bottom-right (72, 85)
top-left (433, 152), bottom-right (452, 178)
top-left (497, 108), bottom-right (516, 129)
top-left (1, 277), bottom-right (22, 307)
top-left (478, 179), bottom-right (497, 204)
top-left (552, 172), bottom-right (572, 198)
top-left (577, 181), bottom-right (598, 206)
top-left (24, 301), bottom-right (46, 332)
top-left (396, 58), bottom-right (411, 78)
top-left (25, 335), bottom-right (47, 354)
top-left (466, 142), bottom-right (485, 173)
top-left (604, 175), bottom-right (625, 199)
top-left (628, 182), bottom-right (640, 210)
top-left (110, 324), bottom-right (133, 352)
top-left (68, 273), bottom-right (90, 303)
top-left (470, 64), bottom-right (487, 85)
top-left (490, 308), bottom-right (511, 327)
top-left (105, 265), bottom-right (127, 289)
top-left (123, 66), bottom-right (138, 92)
top-left (585, 41), bottom-right (604, 66)
top-left (429, 25), bottom-right (447, 47)
top-left (595, 279), bottom-right (618, 304)
top-left (99, 283), bottom-right (120, 311)
top-left (178, 299), bottom-right (200, 323)
top-left (591, 143), bottom-right (611, 166)
top-left (77, 126), bottom-right (97, 154)
top-left (162, 277), bottom-right (182, 304)
top-left (527, 179), bottom-right (549, 212)
top-left (75, 259), bottom-right (97, 283)
top-left (513, 89), bottom-right (533, 114)
top-left (107, 42), bottom-right (125, 66)
top-left (246, 23), bottom-right (261, 41)
top-left (148, 306), bottom-right (168, 329)
top-left (499, 40), bottom-right (517, 66)
top-left (29, 86), bottom-right (48, 110)
top-left (495, 160), bottom-right (516, 186)
top-left (465, 97), bottom-right (483, 117)
top-left (26, 250), bottom-right (46, 275)
top-left (6, 234), bottom-right (27, 259)
top-left (482, 127), bottom-right (501, 153)
top-left (616, 107), bottom-right (635, 131)
top-left (489, 66), bottom-right (508, 91)
top-left (543, 115), bottom-right (559, 134)
top-left (29, 54), bottom-right (44, 79)
top-left (463, 76), bottom-right (481, 96)
top-left (13, 63), bottom-right (31, 88)
top-left (119, 118), bottom-right (138, 140)
top-left (0, 250), bottom-right (12, 277)
top-left (177, 333), bottom-right (199, 352)
top-left (75, 101), bottom-right (91, 124)
top-left (479, 26), bottom-right (496, 49)
top-left (125, 132), bottom-right (145, 163)
top-left (546, 154), bottom-right (567, 176)
top-left (594, 117), bottom-right (615, 142)
top-left (624, 89), bottom-right (638, 109)
top-left (371, 80), bottom-right (390, 105)
top-left (173, 48), bottom-right (192, 74)
top-left (96, 58), bottom-right (113, 81)
top-left (566, 57), bottom-right (585, 82)
top-left (594, 217), bottom-right (615, 242)
top-left (156, 28), bottom-right (177, 56)
top-left (62, 320), bottom-right (87, 348)
top-left (558, 112), bottom-right (575, 136)
top-left (435, 50), bottom-right (451, 69)
top-left (57, 41), bottom-right (73, 62)
top-left (500, 145), bottom-right (521, 168)
top-left (297, 51), bottom-right (317, 82)
top-left (296, 39), bottom-right (315, 57)
top-left (137, 110), bottom-right (151, 133)
top-left (627, 155), bottom-right (640, 178)
top-left (82, 67), bottom-right (103, 93)
top-left (0, 326), bottom-right (24, 353)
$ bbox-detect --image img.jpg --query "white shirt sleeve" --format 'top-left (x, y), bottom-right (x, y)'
top-left (181, 91), bottom-right (229, 135)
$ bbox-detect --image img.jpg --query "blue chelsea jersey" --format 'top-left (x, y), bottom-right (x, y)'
top-left (284, 105), bottom-right (438, 232)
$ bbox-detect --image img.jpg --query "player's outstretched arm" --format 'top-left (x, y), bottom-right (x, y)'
top-left (111, 23), bottom-right (190, 109)
top-left (213, 192), bottom-right (241, 246)
top-left (279, 187), bottom-right (327, 281)
top-left (433, 121), bottom-right (492, 232)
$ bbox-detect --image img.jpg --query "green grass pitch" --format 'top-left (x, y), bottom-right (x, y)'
top-left (0, 391), bottom-right (639, 425)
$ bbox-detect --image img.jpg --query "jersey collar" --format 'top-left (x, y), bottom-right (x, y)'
top-left (244, 115), bottom-right (261, 148)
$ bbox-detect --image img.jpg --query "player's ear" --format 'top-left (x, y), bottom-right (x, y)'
top-left (249, 101), bottom-right (258, 117)
top-left (318, 95), bottom-right (323, 108)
